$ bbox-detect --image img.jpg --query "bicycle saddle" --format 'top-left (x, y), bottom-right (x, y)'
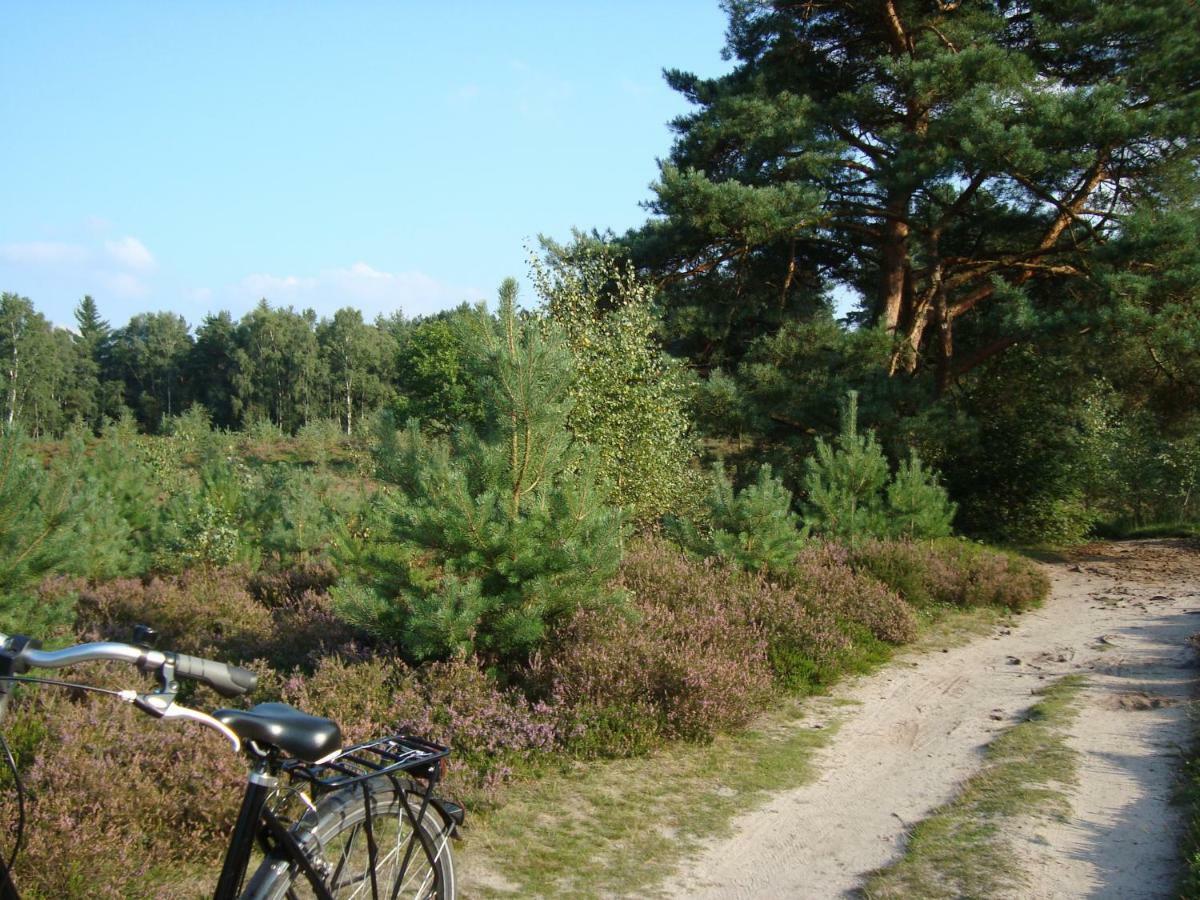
top-left (215, 702), bottom-right (342, 763)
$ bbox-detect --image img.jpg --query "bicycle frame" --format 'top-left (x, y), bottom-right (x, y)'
top-left (214, 754), bottom-right (333, 900)
top-left (0, 636), bottom-right (454, 900)
top-left (219, 749), bottom-right (445, 900)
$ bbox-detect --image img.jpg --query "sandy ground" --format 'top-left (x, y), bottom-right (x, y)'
top-left (662, 540), bottom-right (1200, 899)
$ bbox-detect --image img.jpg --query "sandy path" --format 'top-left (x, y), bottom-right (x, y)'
top-left (662, 540), bottom-right (1200, 899)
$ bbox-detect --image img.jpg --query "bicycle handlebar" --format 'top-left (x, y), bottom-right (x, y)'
top-left (171, 653), bottom-right (258, 698)
top-left (0, 637), bottom-right (258, 698)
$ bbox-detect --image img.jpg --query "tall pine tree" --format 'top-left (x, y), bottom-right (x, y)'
top-left (630, 0), bottom-right (1200, 389)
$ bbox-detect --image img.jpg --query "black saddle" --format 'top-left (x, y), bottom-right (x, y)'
top-left (215, 702), bottom-right (342, 763)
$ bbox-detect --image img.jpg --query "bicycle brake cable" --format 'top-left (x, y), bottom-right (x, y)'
top-left (0, 675), bottom-right (131, 697)
top-left (0, 732), bottom-right (24, 884)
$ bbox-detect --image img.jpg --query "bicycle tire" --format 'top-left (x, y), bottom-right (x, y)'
top-left (241, 778), bottom-right (454, 900)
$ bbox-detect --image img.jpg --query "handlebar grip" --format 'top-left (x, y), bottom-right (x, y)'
top-left (171, 653), bottom-right (258, 698)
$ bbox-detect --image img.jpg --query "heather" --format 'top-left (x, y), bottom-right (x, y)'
top-left (0, 279), bottom-right (1056, 898)
top-left (0, 526), bottom-right (1049, 897)
top-left (850, 539), bottom-right (1049, 613)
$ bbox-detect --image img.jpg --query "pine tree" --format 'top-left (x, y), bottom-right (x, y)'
top-left (0, 429), bottom-right (85, 634)
top-left (802, 392), bottom-right (889, 539)
top-left (336, 279), bottom-right (626, 665)
top-left (669, 462), bottom-right (806, 574)
top-left (886, 450), bottom-right (957, 540)
top-left (629, 0), bottom-right (1200, 386)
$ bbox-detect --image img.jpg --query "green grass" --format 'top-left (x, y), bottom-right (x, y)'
top-left (457, 694), bottom-right (835, 897)
top-left (861, 676), bottom-right (1086, 899)
top-left (1175, 693), bottom-right (1200, 898)
top-left (454, 603), bottom-right (1021, 898)
top-left (1092, 520), bottom-right (1200, 540)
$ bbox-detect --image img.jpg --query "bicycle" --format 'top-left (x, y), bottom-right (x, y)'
top-left (0, 628), bottom-right (463, 899)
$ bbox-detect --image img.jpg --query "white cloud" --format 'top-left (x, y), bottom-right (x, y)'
top-left (98, 271), bottom-right (149, 299)
top-left (105, 236), bottom-right (155, 270)
top-left (237, 262), bottom-right (480, 319)
top-left (0, 241), bottom-right (90, 266)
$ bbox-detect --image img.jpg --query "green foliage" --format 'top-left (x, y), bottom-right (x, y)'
top-left (108, 311), bottom-right (193, 429)
top-left (802, 392), bottom-right (890, 540)
top-left (535, 241), bottom-right (698, 521)
top-left (391, 304), bottom-right (492, 434)
top-left (924, 351), bottom-right (1110, 545)
top-left (668, 463), bottom-right (806, 575)
top-left (0, 293), bottom-right (69, 437)
top-left (803, 393), bottom-right (957, 541)
top-left (154, 457), bottom-right (256, 571)
top-left (336, 280), bottom-right (626, 666)
top-left (886, 451), bottom-right (957, 540)
top-left (317, 307), bottom-right (393, 436)
top-left (253, 465), bottom-right (343, 564)
top-left (0, 430), bottom-right (84, 634)
top-left (627, 0), bottom-right (1200, 384)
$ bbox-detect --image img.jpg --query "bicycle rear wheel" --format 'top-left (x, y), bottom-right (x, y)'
top-left (242, 778), bottom-right (454, 899)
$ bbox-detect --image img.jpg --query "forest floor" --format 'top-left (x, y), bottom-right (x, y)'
top-left (661, 540), bottom-right (1200, 899)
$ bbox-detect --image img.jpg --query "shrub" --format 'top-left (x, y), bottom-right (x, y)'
top-left (845, 539), bottom-right (948, 609)
top-left (886, 450), bottom-right (957, 539)
top-left (928, 540), bottom-right (1049, 611)
top-left (668, 462), bottom-right (807, 575)
top-left (76, 569), bottom-right (359, 672)
top-left (738, 571), bottom-right (854, 693)
top-left (0, 430), bottom-right (87, 635)
top-left (535, 242), bottom-right (698, 521)
top-left (850, 539), bottom-right (1049, 612)
top-left (804, 393), bottom-right (958, 542)
top-left (282, 654), bottom-right (558, 801)
top-left (541, 539), bottom-right (774, 750)
top-left (153, 457), bottom-right (259, 571)
top-left (336, 281), bottom-right (626, 666)
top-left (294, 418), bottom-right (349, 466)
top-left (76, 570), bottom-right (274, 661)
top-left (785, 542), bottom-right (918, 645)
top-left (252, 465), bottom-right (344, 565)
top-left (7, 688), bottom-right (244, 899)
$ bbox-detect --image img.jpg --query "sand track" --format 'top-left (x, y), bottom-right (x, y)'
top-left (663, 541), bottom-right (1200, 899)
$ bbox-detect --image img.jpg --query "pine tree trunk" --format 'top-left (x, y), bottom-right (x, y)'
top-left (880, 210), bottom-right (909, 340)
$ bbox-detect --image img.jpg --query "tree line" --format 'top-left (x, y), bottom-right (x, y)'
top-left (2, 0), bottom-right (1198, 544)
top-left (0, 291), bottom-right (486, 436)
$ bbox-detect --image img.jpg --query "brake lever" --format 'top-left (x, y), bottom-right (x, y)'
top-left (119, 690), bottom-right (242, 753)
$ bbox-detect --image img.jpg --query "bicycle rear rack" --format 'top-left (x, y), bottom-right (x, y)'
top-left (283, 734), bottom-right (449, 794)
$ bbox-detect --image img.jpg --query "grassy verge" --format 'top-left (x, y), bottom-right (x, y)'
top-left (1092, 521), bottom-right (1200, 540)
top-left (457, 694), bottom-right (837, 897)
top-left (455, 604), bottom-right (1017, 898)
top-left (1176, 680), bottom-right (1200, 897)
top-left (862, 676), bottom-right (1086, 899)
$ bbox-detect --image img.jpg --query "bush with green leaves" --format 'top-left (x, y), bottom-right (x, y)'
top-left (804, 392), bottom-right (956, 541)
top-left (335, 280), bottom-right (626, 666)
top-left (850, 539), bottom-right (1049, 613)
top-left (153, 456), bottom-right (257, 571)
top-left (667, 462), bottom-right (806, 574)
top-left (535, 242), bottom-right (698, 521)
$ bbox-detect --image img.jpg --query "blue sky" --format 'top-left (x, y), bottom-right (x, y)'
top-left (1, 2), bottom-right (730, 328)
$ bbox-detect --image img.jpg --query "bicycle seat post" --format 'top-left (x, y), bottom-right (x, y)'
top-left (213, 751), bottom-right (280, 900)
